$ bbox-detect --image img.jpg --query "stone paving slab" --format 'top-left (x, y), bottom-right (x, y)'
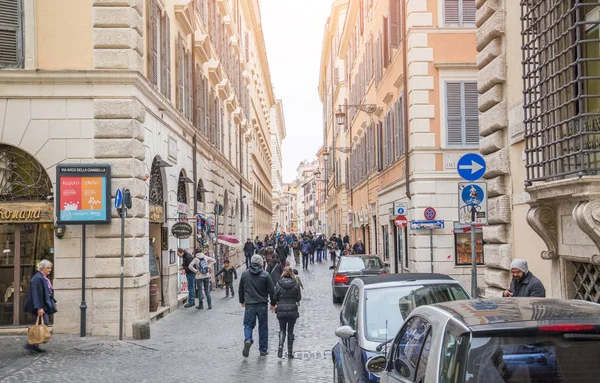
top-left (0, 259), bottom-right (341, 383)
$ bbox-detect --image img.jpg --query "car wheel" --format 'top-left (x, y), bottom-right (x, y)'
top-left (332, 293), bottom-right (342, 304)
top-left (333, 361), bottom-right (343, 383)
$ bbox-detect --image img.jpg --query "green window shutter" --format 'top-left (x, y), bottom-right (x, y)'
top-left (446, 82), bottom-right (463, 146)
top-left (0, 0), bottom-right (23, 68)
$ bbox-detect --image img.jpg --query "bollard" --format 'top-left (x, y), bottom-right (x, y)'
top-left (132, 320), bottom-right (151, 340)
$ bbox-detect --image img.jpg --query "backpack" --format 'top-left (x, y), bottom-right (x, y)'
top-left (199, 258), bottom-right (209, 274)
top-left (301, 242), bottom-right (310, 255)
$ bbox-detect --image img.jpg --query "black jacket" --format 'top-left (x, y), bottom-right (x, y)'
top-left (343, 235), bottom-right (350, 244)
top-left (215, 265), bottom-right (238, 283)
top-left (181, 251), bottom-right (195, 275)
top-left (266, 258), bottom-right (282, 285)
top-left (507, 272), bottom-right (546, 298)
top-left (273, 278), bottom-right (301, 320)
top-left (275, 242), bottom-right (289, 260)
top-left (353, 242), bottom-right (365, 254)
top-left (337, 237), bottom-right (344, 248)
top-left (239, 264), bottom-right (275, 306)
top-left (315, 237), bottom-right (325, 250)
top-left (24, 272), bottom-right (57, 316)
top-left (243, 242), bottom-right (255, 255)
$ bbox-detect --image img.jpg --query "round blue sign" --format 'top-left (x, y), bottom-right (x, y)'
top-left (457, 153), bottom-right (486, 181)
top-left (461, 184), bottom-right (484, 206)
top-left (424, 207), bottom-right (436, 220)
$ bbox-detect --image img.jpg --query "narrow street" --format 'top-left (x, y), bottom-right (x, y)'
top-left (0, 260), bottom-right (340, 383)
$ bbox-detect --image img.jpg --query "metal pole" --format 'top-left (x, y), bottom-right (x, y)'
top-left (215, 211), bottom-right (219, 272)
top-left (80, 224), bottom-right (87, 337)
top-left (429, 229), bottom-right (434, 273)
top-left (119, 207), bottom-right (126, 340)
top-left (471, 224), bottom-right (478, 297)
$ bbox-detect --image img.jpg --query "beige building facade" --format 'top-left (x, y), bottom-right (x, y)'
top-left (0, 0), bottom-right (278, 334)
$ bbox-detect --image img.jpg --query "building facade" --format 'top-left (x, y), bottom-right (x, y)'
top-left (0, 0), bottom-right (277, 334)
top-left (321, 0), bottom-right (483, 290)
top-left (270, 100), bottom-right (286, 232)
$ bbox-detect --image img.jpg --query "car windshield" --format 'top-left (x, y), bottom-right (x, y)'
top-left (338, 257), bottom-right (383, 273)
top-left (465, 335), bottom-right (600, 382)
top-left (364, 284), bottom-right (468, 342)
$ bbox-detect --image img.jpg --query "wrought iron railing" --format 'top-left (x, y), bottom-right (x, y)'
top-left (522, 0), bottom-right (600, 184)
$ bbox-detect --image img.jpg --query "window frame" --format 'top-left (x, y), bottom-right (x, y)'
top-left (453, 222), bottom-right (484, 266)
top-left (443, 80), bottom-right (479, 148)
top-left (0, 0), bottom-right (24, 68)
top-left (442, 0), bottom-right (476, 27)
top-left (390, 315), bottom-right (432, 380)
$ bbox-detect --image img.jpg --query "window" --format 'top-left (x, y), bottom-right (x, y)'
top-left (0, 0), bottom-right (23, 68)
top-left (395, 95), bottom-right (405, 158)
top-left (392, 316), bottom-right (431, 379)
top-left (342, 285), bottom-right (360, 328)
top-left (147, 0), bottom-right (171, 99)
top-left (445, 81), bottom-right (479, 146)
top-left (444, 0), bottom-right (476, 26)
top-left (454, 222), bottom-right (484, 266)
top-left (176, 34), bottom-right (193, 121)
top-left (440, 331), bottom-right (461, 383)
top-left (415, 331), bottom-right (432, 382)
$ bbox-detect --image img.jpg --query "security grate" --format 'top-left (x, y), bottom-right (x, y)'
top-left (0, 144), bottom-right (52, 201)
top-left (521, 0), bottom-right (600, 184)
top-left (572, 261), bottom-right (600, 303)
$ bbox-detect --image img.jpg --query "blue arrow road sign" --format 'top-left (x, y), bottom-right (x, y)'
top-left (457, 153), bottom-right (486, 181)
top-left (115, 189), bottom-right (123, 209)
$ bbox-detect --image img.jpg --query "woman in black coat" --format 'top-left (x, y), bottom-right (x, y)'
top-left (273, 267), bottom-right (302, 359)
top-left (23, 259), bottom-right (57, 353)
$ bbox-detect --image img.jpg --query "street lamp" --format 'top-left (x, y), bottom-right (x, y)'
top-left (335, 103), bottom-right (378, 126)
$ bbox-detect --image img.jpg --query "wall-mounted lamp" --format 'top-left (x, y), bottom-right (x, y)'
top-left (54, 223), bottom-right (66, 239)
top-left (156, 159), bottom-right (173, 168)
top-left (179, 176), bottom-right (194, 184)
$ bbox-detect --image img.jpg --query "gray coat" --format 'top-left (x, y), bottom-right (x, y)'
top-left (509, 271), bottom-right (546, 297)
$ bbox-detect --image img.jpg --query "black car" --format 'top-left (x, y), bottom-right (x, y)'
top-left (366, 298), bottom-right (600, 382)
top-left (330, 255), bottom-right (388, 303)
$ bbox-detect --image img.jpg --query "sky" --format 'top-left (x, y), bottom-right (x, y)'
top-left (260, 0), bottom-right (334, 183)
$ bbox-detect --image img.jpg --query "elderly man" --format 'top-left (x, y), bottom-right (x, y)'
top-left (352, 238), bottom-right (366, 254)
top-left (502, 259), bottom-right (546, 298)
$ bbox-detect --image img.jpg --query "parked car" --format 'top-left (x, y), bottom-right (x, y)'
top-left (366, 298), bottom-right (600, 383)
top-left (330, 255), bottom-right (389, 303)
top-left (332, 274), bottom-right (470, 383)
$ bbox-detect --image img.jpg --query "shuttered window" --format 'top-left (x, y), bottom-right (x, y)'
top-left (160, 12), bottom-right (171, 100)
top-left (395, 95), bottom-right (405, 158)
top-left (444, 0), bottom-right (476, 26)
top-left (375, 35), bottom-right (382, 86)
top-left (0, 0), bottom-right (23, 68)
top-left (377, 121), bottom-right (383, 171)
top-left (389, 0), bottom-right (400, 49)
top-left (148, 0), bottom-right (159, 86)
top-left (446, 81), bottom-right (479, 146)
top-left (383, 16), bottom-right (389, 68)
top-left (185, 50), bottom-right (193, 121)
top-left (176, 34), bottom-right (185, 113)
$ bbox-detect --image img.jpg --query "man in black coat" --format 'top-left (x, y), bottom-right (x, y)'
top-left (177, 248), bottom-right (196, 307)
top-left (24, 259), bottom-right (57, 353)
top-left (275, 237), bottom-right (289, 269)
top-left (343, 234), bottom-right (350, 245)
top-left (243, 238), bottom-right (255, 269)
top-left (353, 238), bottom-right (366, 254)
top-left (502, 259), bottom-right (546, 298)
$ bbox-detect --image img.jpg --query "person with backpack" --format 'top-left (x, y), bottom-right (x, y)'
top-left (315, 235), bottom-right (325, 263)
top-left (189, 251), bottom-right (215, 309)
top-left (266, 254), bottom-right (282, 285)
top-left (214, 259), bottom-right (238, 298)
top-left (275, 237), bottom-right (289, 269)
top-left (273, 266), bottom-right (302, 359)
top-left (300, 237), bottom-right (311, 271)
top-left (308, 236), bottom-right (316, 265)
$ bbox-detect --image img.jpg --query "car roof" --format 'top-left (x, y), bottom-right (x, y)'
top-left (430, 298), bottom-right (600, 329)
top-left (354, 273), bottom-right (457, 287)
top-left (338, 254), bottom-right (381, 260)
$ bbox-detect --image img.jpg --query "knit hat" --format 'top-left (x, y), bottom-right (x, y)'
top-left (251, 254), bottom-right (263, 265)
top-left (510, 259), bottom-right (528, 274)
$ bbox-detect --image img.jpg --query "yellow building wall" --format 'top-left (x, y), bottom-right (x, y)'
top-left (37, 0), bottom-right (93, 69)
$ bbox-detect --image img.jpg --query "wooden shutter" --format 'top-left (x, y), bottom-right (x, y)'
top-left (464, 82), bottom-right (480, 145)
top-left (0, 0), bottom-right (22, 67)
top-left (446, 82), bottom-right (463, 145)
top-left (383, 17), bottom-right (389, 68)
top-left (186, 50), bottom-right (193, 121)
top-left (148, 0), bottom-right (159, 86)
top-left (377, 122), bottom-right (383, 171)
top-left (195, 63), bottom-right (202, 130)
top-left (444, 0), bottom-right (460, 25)
top-left (396, 96), bottom-right (404, 157)
top-left (176, 34), bottom-right (184, 113)
top-left (359, 0), bottom-right (364, 36)
top-left (375, 35), bottom-right (381, 85)
top-left (389, 0), bottom-right (399, 49)
top-left (164, 13), bottom-right (171, 101)
top-left (203, 77), bottom-right (209, 136)
top-left (462, 0), bottom-right (476, 25)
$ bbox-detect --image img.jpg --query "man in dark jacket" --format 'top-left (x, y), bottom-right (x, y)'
top-left (503, 259), bottom-right (546, 298)
top-left (353, 238), bottom-right (366, 254)
top-left (177, 248), bottom-right (195, 307)
top-left (239, 254), bottom-right (275, 357)
top-left (315, 235), bottom-right (325, 263)
top-left (243, 238), bottom-right (255, 269)
top-left (343, 234), bottom-right (350, 245)
top-left (275, 238), bottom-right (289, 269)
top-left (273, 268), bottom-right (301, 358)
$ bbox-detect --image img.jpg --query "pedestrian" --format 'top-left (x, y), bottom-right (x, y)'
top-left (337, 234), bottom-right (344, 257)
top-left (329, 240), bottom-right (338, 265)
top-left (502, 259), bottom-right (546, 298)
top-left (239, 254), bottom-right (276, 357)
top-left (177, 248), bottom-right (196, 308)
top-left (273, 266), bottom-right (302, 359)
top-left (343, 243), bottom-right (353, 255)
top-left (292, 236), bottom-right (300, 266)
top-left (215, 259), bottom-right (238, 298)
top-left (243, 238), bottom-right (255, 269)
top-left (300, 236), bottom-right (312, 270)
top-left (23, 259), bottom-right (57, 354)
top-left (275, 237), bottom-right (290, 269)
top-left (352, 238), bottom-right (365, 254)
top-left (293, 268), bottom-right (304, 290)
top-left (266, 254), bottom-right (282, 285)
top-left (309, 235), bottom-right (316, 265)
top-left (315, 235), bottom-right (325, 263)
top-left (189, 251), bottom-right (216, 309)
top-left (343, 233), bottom-right (350, 245)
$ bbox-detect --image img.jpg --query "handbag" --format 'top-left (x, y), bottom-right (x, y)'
top-left (28, 314), bottom-right (51, 345)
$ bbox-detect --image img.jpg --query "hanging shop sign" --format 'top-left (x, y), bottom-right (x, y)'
top-left (56, 164), bottom-right (111, 225)
top-left (149, 204), bottom-right (165, 223)
top-left (0, 202), bottom-right (54, 223)
top-left (171, 222), bottom-right (193, 239)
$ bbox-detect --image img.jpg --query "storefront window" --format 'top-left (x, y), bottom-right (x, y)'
top-left (454, 223), bottom-right (483, 266)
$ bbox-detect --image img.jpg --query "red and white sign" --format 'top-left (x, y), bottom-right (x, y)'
top-left (394, 215), bottom-right (408, 228)
top-left (424, 207), bottom-right (437, 220)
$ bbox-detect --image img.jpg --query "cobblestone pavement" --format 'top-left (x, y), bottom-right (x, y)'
top-left (0, 258), bottom-right (341, 383)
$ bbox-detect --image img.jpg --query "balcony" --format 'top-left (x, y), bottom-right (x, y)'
top-left (206, 60), bottom-right (223, 84)
top-left (225, 93), bottom-right (237, 113)
top-left (174, 1), bottom-right (195, 35)
top-left (194, 32), bottom-right (211, 63)
top-left (216, 78), bottom-right (231, 101)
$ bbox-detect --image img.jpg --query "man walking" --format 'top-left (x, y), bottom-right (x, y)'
top-left (177, 248), bottom-right (195, 308)
top-left (343, 233), bottom-right (350, 246)
top-left (275, 237), bottom-right (290, 269)
top-left (239, 254), bottom-right (275, 357)
top-left (502, 259), bottom-right (546, 298)
top-left (243, 238), bottom-right (255, 269)
top-left (315, 235), bottom-right (325, 263)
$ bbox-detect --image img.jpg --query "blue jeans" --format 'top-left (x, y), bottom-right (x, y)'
top-left (243, 305), bottom-right (269, 352)
top-left (197, 278), bottom-right (211, 307)
top-left (186, 273), bottom-right (195, 304)
top-left (316, 249), bottom-right (324, 262)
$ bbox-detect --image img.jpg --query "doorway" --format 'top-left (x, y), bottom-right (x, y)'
top-left (0, 223), bottom-right (54, 326)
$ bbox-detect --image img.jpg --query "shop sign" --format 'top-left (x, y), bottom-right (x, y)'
top-left (171, 222), bottom-right (193, 239)
top-left (56, 164), bottom-right (111, 225)
top-left (0, 202), bottom-right (54, 223)
top-left (149, 204), bottom-right (165, 223)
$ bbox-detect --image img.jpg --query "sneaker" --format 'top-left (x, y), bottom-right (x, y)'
top-left (243, 340), bottom-right (253, 357)
top-left (196, 305), bottom-right (203, 309)
top-left (184, 303), bottom-right (194, 308)
top-left (208, 305), bottom-right (212, 309)
top-left (260, 351), bottom-right (269, 356)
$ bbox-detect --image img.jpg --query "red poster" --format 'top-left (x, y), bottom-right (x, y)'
top-left (60, 177), bottom-right (82, 211)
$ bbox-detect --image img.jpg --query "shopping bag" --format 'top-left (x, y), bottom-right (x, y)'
top-left (28, 315), bottom-right (51, 345)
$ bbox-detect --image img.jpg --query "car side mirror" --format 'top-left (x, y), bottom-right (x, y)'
top-left (335, 325), bottom-right (356, 339)
top-left (329, 265), bottom-right (336, 270)
top-left (366, 355), bottom-right (387, 374)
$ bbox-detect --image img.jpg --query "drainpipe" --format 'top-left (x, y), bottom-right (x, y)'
top-left (192, 33), bottom-right (198, 249)
top-left (402, 0), bottom-right (411, 200)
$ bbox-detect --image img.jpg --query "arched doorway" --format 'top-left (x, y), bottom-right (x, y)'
top-left (0, 144), bottom-right (54, 326)
top-left (148, 156), bottom-right (168, 312)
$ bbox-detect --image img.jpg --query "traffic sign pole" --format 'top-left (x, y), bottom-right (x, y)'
top-left (471, 223), bottom-right (477, 298)
top-left (115, 188), bottom-right (126, 341)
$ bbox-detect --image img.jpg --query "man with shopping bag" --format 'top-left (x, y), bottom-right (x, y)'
top-left (23, 259), bottom-right (57, 353)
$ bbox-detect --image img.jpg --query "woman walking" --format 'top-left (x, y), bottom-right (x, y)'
top-left (273, 267), bottom-right (301, 358)
top-left (23, 259), bottom-right (57, 353)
